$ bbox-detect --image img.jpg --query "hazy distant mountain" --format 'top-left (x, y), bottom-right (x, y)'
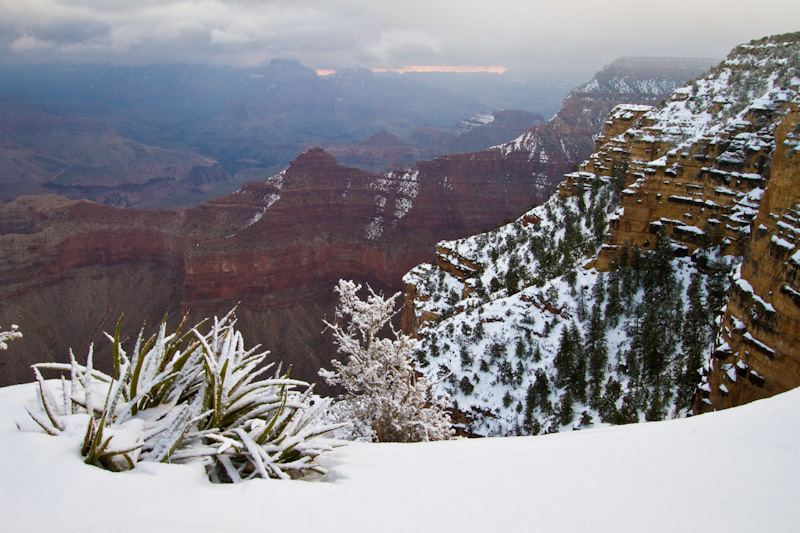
top-left (0, 60), bottom-right (555, 207)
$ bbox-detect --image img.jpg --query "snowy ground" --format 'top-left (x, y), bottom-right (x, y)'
top-left (2, 381), bottom-right (798, 532)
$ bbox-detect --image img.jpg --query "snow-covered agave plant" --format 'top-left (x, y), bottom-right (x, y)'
top-left (25, 311), bottom-right (345, 481)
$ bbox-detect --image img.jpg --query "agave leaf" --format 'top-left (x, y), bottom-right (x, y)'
top-left (25, 406), bottom-right (60, 436)
top-left (233, 428), bottom-right (270, 479)
top-left (99, 442), bottom-right (144, 472)
top-left (216, 455), bottom-right (243, 484)
top-left (111, 314), bottom-right (124, 379)
top-left (32, 367), bottom-right (65, 431)
top-left (81, 345), bottom-right (95, 419)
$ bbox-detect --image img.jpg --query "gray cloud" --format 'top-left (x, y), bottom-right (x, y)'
top-left (1, 0), bottom-right (798, 77)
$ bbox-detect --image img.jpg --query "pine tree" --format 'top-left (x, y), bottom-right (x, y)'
top-left (515, 338), bottom-right (526, 359)
top-left (568, 322), bottom-right (587, 403)
top-left (591, 273), bottom-right (607, 306)
top-left (586, 302), bottom-right (608, 407)
top-left (558, 391), bottom-right (574, 427)
top-left (676, 270), bottom-right (710, 411)
top-left (553, 326), bottom-right (574, 388)
top-left (705, 257), bottom-right (731, 323)
top-left (598, 378), bottom-right (622, 423)
top-left (605, 269), bottom-right (623, 328)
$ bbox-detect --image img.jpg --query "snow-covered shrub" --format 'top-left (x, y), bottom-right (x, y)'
top-left (0, 324), bottom-right (21, 350)
top-left (26, 311), bottom-right (343, 481)
top-left (320, 280), bottom-right (454, 442)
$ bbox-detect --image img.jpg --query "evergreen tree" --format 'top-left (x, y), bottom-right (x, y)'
top-left (676, 270), bottom-right (710, 411)
top-left (605, 269), bottom-right (623, 328)
top-left (705, 257), bottom-right (731, 323)
top-left (532, 369), bottom-right (552, 414)
top-left (617, 395), bottom-right (640, 425)
top-left (515, 338), bottom-right (526, 359)
top-left (555, 322), bottom-right (587, 403)
top-left (586, 302), bottom-right (608, 406)
top-left (576, 288), bottom-right (588, 322)
top-left (568, 322), bottom-right (587, 403)
top-left (459, 376), bottom-right (475, 395)
top-left (553, 326), bottom-right (574, 388)
top-left (575, 180), bottom-right (587, 214)
top-left (598, 378), bottom-right (622, 423)
top-left (558, 391), bottom-right (574, 427)
top-left (591, 273), bottom-right (607, 306)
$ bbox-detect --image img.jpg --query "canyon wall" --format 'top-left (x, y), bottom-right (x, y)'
top-left (0, 57), bottom-right (710, 389)
top-left (559, 36), bottom-right (800, 412)
top-left (697, 105), bottom-right (800, 411)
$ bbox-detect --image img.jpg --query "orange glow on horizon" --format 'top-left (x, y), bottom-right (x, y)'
top-left (315, 69), bottom-right (336, 76)
top-left (373, 65), bottom-right (507, 74)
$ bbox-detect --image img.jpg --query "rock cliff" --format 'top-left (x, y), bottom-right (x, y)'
top-left (0, 145), bottom-right (564, 388)
top-left (697, 104), bottom-right (800, 411)
top-left (397, 33), bottom-right (800, 435)
top-left (565, 35), bottom-right (800, 412)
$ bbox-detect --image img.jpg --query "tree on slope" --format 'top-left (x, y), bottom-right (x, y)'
top-left (319, 280), bottom-right (454, 442)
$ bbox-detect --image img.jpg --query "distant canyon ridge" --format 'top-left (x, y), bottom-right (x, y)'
top-left (0, 60), bottom-right (555, 209)
top-left (0, 57), bottom-right (715, 388)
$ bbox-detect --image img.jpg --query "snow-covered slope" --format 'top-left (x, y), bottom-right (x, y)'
top-left (404, 177), bottom-right (732, 436)
top-left (402, 33), bottom-right (800, 436)
top-left (2, 380), bottom-right (799, 532)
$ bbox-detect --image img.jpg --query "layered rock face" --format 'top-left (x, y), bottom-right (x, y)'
top-left (699, 105), bottom-right (800, 410)
top-left (558, 34), bottom-right (800, 412)
top-left (494, 57), bottom-right (716, 192)
top-left (0, 146), bottom-right (561, 388)
top-left (0, 195), bottom-right (193, 384)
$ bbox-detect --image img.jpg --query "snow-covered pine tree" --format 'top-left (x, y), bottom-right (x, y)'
top-left (319, 279), bottom-right (454, 442)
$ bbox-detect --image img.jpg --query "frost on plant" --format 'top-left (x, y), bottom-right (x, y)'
top-left (0, 324), bottom-right (21, 350)
top-left (25, 311), bottom-right (344, 481)
top-left (320, 280), bottom-right (454, 442)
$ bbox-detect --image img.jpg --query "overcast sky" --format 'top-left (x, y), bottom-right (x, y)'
top-left (2, 0), bottom-right (799, 78)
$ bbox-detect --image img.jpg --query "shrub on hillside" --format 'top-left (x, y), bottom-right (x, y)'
top-left (320, 280), bottom-right (454, 442)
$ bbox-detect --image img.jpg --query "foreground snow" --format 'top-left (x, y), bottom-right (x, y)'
top-left (1, 382), bottom-right (798, 532)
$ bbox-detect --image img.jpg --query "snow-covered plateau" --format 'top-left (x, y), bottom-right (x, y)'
top-left (1, 380), bottom-right (799, 532)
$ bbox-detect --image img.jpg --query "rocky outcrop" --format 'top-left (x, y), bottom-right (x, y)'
top-left (548, 34), bottom-right (800, 413)
top-left (501, 57), bottom-right (717, 181)
top-left (585, 37), bottom-right (800, 271)
top-left (698, 104), bottom-right (800, 411)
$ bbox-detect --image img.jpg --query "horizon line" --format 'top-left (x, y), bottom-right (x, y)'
top-left (316, 65), bottom-right (507, 76)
